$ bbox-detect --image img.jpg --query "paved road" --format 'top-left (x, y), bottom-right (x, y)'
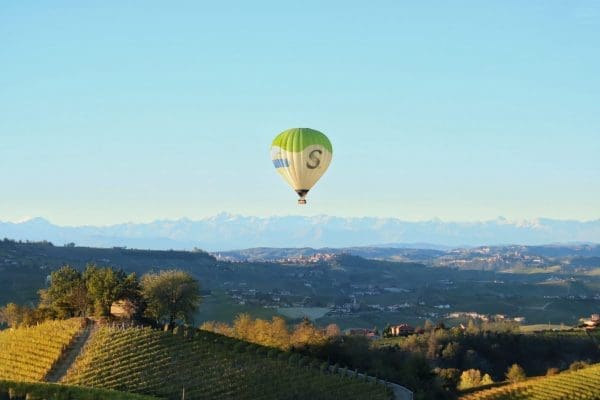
top-left (331, 367), bottom-right (413, 400)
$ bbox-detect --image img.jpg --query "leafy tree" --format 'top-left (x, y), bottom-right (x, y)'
top-left (466, 319), bottom-right (479, 334)
top-left (441, 341), bottom-right (461, 362)
top-left (382, 324), bottom-right (392, 338)
top-left (290, 318), bottom-right (325, 347)
top-left (458, 369), bottom-right (483, 389)
top-left (480, 373), bottom-right (494, 385)
top-left (45, 265), bottom-right (87, 317)
top-left (435, 368), bottom-right (460, 391)
top-left (0, 303), bottom-right (42, 328)
top-left (426, 333), bottom-right (439, 359)
top-left (269, 316), bottom-right (291, 348)
top-left (201, 320), bottom-right (234, 336)
top-left (423, 319), bottom-right (435, 332)
top-left (506, 363), bottom-right (526, 383)
top-left (569, 360), bottom-right (589, 371)
top-left (233, 313), bottom-right (253, 339)
top-left (0, 303), bottom-right (23, 327)
top-left (325, 323), bottom-right (341, 338)
top-left (84, 265), bottom-right (138, 316)
top-left (141, 270), bottom-right (201, 325)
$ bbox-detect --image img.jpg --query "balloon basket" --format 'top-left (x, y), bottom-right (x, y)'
top-left (298, 199), bottom-right (307, 205)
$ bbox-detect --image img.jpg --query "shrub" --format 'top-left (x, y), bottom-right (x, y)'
top-left (569, 361), bottom-right (589, 371)
top-left (435, 368), bottom-right (460, 390)
top-left (458, 369), bottom-right (482, 389)
top-left (505, 364), bottom-right (526, 383)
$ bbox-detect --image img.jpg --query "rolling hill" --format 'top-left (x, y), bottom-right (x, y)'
top-left (63, 325), bottom-right (393, 400)
top-left (460, 363), bottom-right (600, 400)
top-left (0, 380), bottom-right (156, 400)
top-left (0, 319), bottom-right (85, 382)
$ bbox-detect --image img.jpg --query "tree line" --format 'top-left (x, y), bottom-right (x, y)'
top-left (305, 321), bottom-right (600, 399)
top-left (201, 313), bottom-right (342, 350)
top-left (0, 265), bottom-right (201, 328)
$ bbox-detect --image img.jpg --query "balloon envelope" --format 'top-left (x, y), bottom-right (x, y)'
top-left (270, 128), bottom-right (333, 204)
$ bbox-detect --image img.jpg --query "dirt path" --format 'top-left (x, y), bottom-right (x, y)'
top-left (45, 319), bottom-right (96, 383)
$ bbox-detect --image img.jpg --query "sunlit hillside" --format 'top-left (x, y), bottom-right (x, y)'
top-left (460, 363), bottom-right (600, 400)
top-left (64, 326), bottom-right (393, 400)
top-left (0, 319), bottom-right (85, 381)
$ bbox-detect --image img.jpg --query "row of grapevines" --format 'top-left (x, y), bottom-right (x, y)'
top-left (0, 318), bottom-right (85, 382)
top-left (0, 379), bottom-right (157, 400)
top-left (65, 326), bottom-right (394, 400)
top-left (460, 363), bottom-right (600, 400)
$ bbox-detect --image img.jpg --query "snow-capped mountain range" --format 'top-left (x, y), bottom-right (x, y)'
top-left (0, 214), bottom-right (598, 251)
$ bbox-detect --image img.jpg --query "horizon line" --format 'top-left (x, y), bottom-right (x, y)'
top-left (2, 213), bottom-right (599, 228)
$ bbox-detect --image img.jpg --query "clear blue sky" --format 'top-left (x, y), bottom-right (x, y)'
top-left (1, 1), bottom-right (598, 225)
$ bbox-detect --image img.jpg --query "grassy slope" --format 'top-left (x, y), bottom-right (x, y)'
top-left (0, 380), bottom-right (157, 400)
top-left (64, 326), bottom-right (393, 400)
top-left (460, 363), bottom-right (600, 400)
top-left (0, 319), bottom-right (85, 381)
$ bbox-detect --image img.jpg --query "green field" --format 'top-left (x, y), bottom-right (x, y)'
top-left (277, 307), bottom-right (331, 320)
top-left (519, 324), bottom-right (573, 333)
top-left (0, 380), bottom-right (157, 400)
top-left (460, 363), bottom-right (600, 400)
top-left (2, 241), bottom-right (600, 330)
top-left (64, 326), bottom-right (393, 400)
top-left (0, 319), bottom-right (85, 381)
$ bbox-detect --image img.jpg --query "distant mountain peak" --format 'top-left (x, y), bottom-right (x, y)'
top-left (20, 217), bottom-right (52, 225)
top-left (0, 214), bottom-right (598, 251)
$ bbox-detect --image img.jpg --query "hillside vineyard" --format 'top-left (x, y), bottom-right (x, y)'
top-left (0, 380), bottom-right (157, 400)
top-left (63, 326), bottom-right (393, 400)
top-left (0, 319), bottom-right (85, 381)
top-left (461, 364), bottom-right (600, 400)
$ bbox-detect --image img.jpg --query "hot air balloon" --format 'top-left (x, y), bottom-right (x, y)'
top-left (270, 128), bottom-right (332, 204)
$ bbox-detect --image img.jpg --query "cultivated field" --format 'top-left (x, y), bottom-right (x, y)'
top-left (0, 380), bottom-right (157, 400)
top-left (460, 363), bottom-right (600, 400)
top-left (64, 326), bottom-right (393, 400)
top-left (0, 318), bottom-right (85, 382)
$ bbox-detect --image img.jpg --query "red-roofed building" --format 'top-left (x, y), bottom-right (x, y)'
top-left (389, 324), bottom-right (415, 336)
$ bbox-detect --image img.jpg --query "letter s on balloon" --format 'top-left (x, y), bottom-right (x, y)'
top-left (306, 149), bottom-right (322, 169)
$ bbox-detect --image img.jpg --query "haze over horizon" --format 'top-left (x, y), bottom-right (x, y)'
top-left (1, 213), bottom-right (599, 251)
top-left (3, 213), bottom-right (600, 227)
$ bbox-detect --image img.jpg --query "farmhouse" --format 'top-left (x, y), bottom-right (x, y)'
top-left (581, 314), bottom-right (600, 330)
top-left (110, 300), bottom-right (138, 319)
top-left (389, 324), bottom-right (415, 336)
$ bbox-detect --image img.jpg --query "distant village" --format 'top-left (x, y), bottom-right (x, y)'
top-left (435, 246), bottom-right (547, 269)
top-left (223, 282), bottom-right (536, 327)
top-left (214, 252), bottom-right (338, 264)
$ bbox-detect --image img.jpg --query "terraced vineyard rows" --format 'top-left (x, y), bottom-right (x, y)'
top-left (461, 363), bottom-right (600, 400)
top-left (64, 327), bottom-right (393, 400)
top-left (0, 318), bottom-right (86, 382)
top-left (0, 380), bottom-right (158, 400)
